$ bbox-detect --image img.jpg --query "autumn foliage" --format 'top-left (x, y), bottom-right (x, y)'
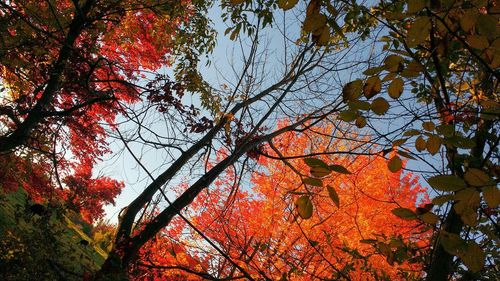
top-left (135, 123), bottom-right (429, 280)
top-left (0, 0), bottom-right (195, 222)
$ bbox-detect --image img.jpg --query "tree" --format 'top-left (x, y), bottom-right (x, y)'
top-left (0, 0), bottom-right (214, 221)
top-left (133, 122), bottom-right (431, 280)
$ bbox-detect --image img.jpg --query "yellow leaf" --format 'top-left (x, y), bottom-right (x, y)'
top-left (371, 97), bottom-right (390, 115)
top-left (407, 16), bottom-right (431, 48)
top-left (342, 80), bottom-right (363, 102)
top-left (407, 0), bottom-right (427, 14)
top-left (296, 195), bottom-right (313, 219)
top-left (422, 121), bottom-right (435, 131)
top-left (363, 76), bottom-right (382, 99)
top-left (277, 0), bottom-right (298, 10)
top-left (339, 110), bottom-right (358, 122)
top-left (388, 78), bottom-right (404, 99)
top-left (415, 136), bottom-right (426, 152)
top-left (355, 116), bottom-right (367, 128)
top-left (303, 12), bottom-right (327, 33)
top-left (384, 55), bottom-right (404, 72)
top-left (483, 186), bottom-right (500, 208)
top-left (454, 188), bottom-right (480, 226)
top-left (426, 135), bottom-right (441, 155)
top-left (388, 156), bottom-right (403, 172)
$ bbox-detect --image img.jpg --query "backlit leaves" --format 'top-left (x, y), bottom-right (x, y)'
top-left (392, 208), bottom-right (417, 220)
top-left (327, 185), bottom-right (340, 207)
top-left (371, 97), bottom-right (390, 115)
top-left (296, 195), bottom-right (313, 219)
top-left (406, 16), bottom-right (431, 48)
top-left (343, 80), bottom-right (363, 102)
top-left (427, 175), bottom-right (466, 191)
top-left (388, 78), bottom-right (404, 99)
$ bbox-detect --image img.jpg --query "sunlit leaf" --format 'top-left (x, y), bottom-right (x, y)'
top-left (388, 78), bottom-right (404, 99)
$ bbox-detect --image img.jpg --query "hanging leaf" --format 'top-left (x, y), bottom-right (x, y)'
top-left (391, 208), bottom-right (417, 220)
top-left (355, 116), bottom-right (367, 128)
top-left (304, 158), bottom-right (329, 169)
top-left (426, 135), bottom-right (441, 155)
top-left (277, 0), bottom-right (299, 10)
top-left (462, 241), bottom-right (485, 273)
top-left (371, 97), bottom-right (390, 115)
top-left (303, 177), bottom-right (323, 187)
top-left (295, 195), bottom-right (313, 219)
top-left (427, 175), bottom-right (466, 191)
top-left (406, 16), bottom-right (431, 48)
top-left (388, 78), bottom-right (404, 99)
top-left (310, 166), bottom-right (331, 178)
top-left (432, 195), bottom-right (454, 205)
top-left (419, 212), bottom-right (440, 224)
top-left (328, 164), bottom-right (352, 174)
top-left (327, 185), bottom-right (340, 207)
top-left (422, 121), bottom-right (435, 131)
top-left (363, 76), bottom-right (382, 99)
top-left (440, 230), bottom-right (467, 257)
top-left (415, 136), bottom-right (426, 151)
top-left (482, 186), bottom-right (500, 208)
top-left (339, 110), bottom-right (358, 122)
top-left (454, 188), bottom-right (480, 226)
top-left (342, 80), bottom-right (363, 102)
top-left (464, 168), bottom-right (493, 187)
top-left (388, 156), bottom-right (403, 173)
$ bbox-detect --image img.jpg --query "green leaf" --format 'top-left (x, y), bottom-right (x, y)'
top-left (339, 110), bottom-right (358, 122)
top-left (328, 164), bottom-right (352, 174)
top-left (296, 195), bottom-right (313, 219)
top-left (303, 177), bottom-right (323, 187)
top-left (371, 97), bottom-right (390, 115)
top-left (432, 195), bottom-right (454, 205)
top-left (392, 138), bottom-right (408, 147)
top-left (391, 208), bottom-right (417, 220)
top-left (327, 185), bottom-right (340, 207)
top-left (419, 212), bottom-right (440, 224)
top-left (388, 156), bottom-right (403, 173)
top-left (304, 158), bottom-right (329, 169)
top-left (348, 100), bottom-right (371, 111)
top-left (310, 166), bottom-right (331, 178)
top-left (427, 175), bottom-right (466, 191)
top-left (396, 150), bottom-right (416, 160)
